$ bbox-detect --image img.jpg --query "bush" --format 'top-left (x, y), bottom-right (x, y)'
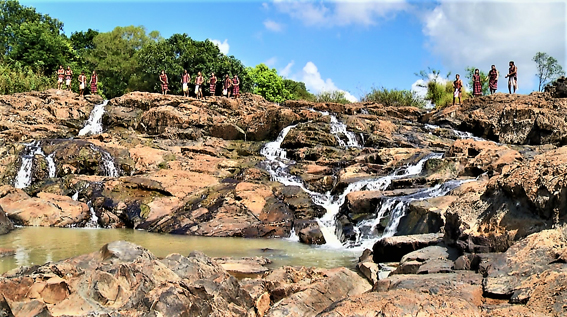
top-left (0, 61), bottom-right (53, 95)
top-left (426, 81), bottom-right (469, 108)
top-left (362, 87), bottom-right (425, 108)
top-left (314, 91), bottom-right (350, 104)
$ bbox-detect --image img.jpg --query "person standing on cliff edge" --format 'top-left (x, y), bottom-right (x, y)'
top-left (160, 70), bottom-right (168, 95)
top-left (57, 65), bottom-right (65, 90)
top-left (209, 73), bottom-right (217, 98)
top-left (505, 61), bottom-right (517, 94)
top-left (90, 71), bottom-right (98, 95)
top-left (488, 65), bottom-right (499, 94)
top-left (223, 74), bottom-right (232, 98)
top-left (181, 70), bottom-right (190, 97)
top-left (453, 74), bottom-right (463, 106)
top-left (472, 69), bottom-right (482, 97)
top-left (65, 66), bottom-right (73, 91)
top-left (195, 72), bottom-right (204, 100)
top-left (232, 74), bottom-right (240, 99)
top-left (78, 71), bottom-right (87, 98)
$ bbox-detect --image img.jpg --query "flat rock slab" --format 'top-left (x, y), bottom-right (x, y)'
top-left (214, 256), bottom-right (271, 278)
top-left (372, 233), bottom-right (443, 263)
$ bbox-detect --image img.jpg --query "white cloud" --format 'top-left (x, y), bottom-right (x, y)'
top-left (210, 39), bottom-right (230, 55)
top-left (421, 1), bottom-right (566, 92)
top-left (265, 56), bottom-right (278, 67)
top-left (299, 61), bottom-right (358, 102)
top-left (273, 0), bottom-right (408, 27)
top-left (264, 19), bottom-right (284, 32)
top-left (262, 2), bottom-right (269, 9)
top-left (280, 61), bottom-right (295, 77)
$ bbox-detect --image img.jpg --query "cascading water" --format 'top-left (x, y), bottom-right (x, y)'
top-left (260, 117), bottom-right (452, 248)
top-left (425, 124), bottom-right (485, 142)
top-left (329, 115), bottom-right (361, 148)
top-left (14, 141), bottom-right (57, 189)
top-left (88, 144), bottom-right (119, 177)
top-left (78, 100), bottom-right (109, 136)
top-left (84, 203), bottom-right (100, 229)
top-left (354, 179), bottom-right (471, 248)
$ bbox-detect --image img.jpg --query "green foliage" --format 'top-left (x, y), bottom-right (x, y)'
top-left (425, 80), bottom-right (469, 108)
top-left (361, 86), bottom-right (426, 108)
top-left (247, 63), bottom-right (291, 103)
top-left (84, 25), bottom-right (160, 98)
top-left (533, 52), bottom-right (565, 92)
top-left (137, 34), bottom-right (251, 95)
top-left (464, 66), bottom-right (489, 96)
top-left (314, 91), bottom-right (350, 104)
top-left (283, 79), bottom-right (315, 101)
top-left (0, 60), bottom-right (53, 94)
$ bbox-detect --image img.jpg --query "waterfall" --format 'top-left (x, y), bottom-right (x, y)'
top-left (329, 115), bottom-right (361, 148)
top-left (89, 144), bottom-right (119, 177)
top-left (78, 100), bottom-right (109, 136)
top-left (14, 142), bottom-right (57, 189)
top-left (261, 121), bottom-right (447, 248)
top-left (84, 202), bottom-right (100, 229)
top-left (354, 179), bottom-right (471, 248)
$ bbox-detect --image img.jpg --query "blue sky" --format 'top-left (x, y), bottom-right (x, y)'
top-left (21, 0), bottom-right (566, 100)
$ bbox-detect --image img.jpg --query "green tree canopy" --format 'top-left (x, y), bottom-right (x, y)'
top-left (247, 63), bottom-right (291, 103)
top-left (283, 79), bottom-right (314, 101)
top-left (533, 52), bottom-right (565, 92)
top-left (85, 25), bottom-right (160, 98)
top-left (137, 33), bottom-right (251, 95)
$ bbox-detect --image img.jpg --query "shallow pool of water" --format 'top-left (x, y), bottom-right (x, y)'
top-left (0, 227), bottom-right (360, 274)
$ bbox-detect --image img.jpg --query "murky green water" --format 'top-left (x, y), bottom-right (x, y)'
top-left (0, 227), bottom-right (360, 274)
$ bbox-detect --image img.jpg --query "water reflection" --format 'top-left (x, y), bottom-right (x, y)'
top-left (0, 227), bottom-right (359, 274)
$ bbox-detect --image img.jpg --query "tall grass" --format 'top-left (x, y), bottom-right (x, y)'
top-left (426, 81), bottom-right (469, 108)
top-left (361, 87), bottom-right (426, 108)
top-left (0, 61), bottom-right (54, 95)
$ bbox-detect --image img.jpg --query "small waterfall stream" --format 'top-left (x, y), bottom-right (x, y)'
top-left (78, 100), bottom-right (109, 136)
top-left (261, 114), bottom-right (458, 248)
top-left (14, 142), bottom-right (57, 189)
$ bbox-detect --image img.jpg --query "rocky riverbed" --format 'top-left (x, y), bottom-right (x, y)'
top-left (1, 87), bottom-right (567, 316)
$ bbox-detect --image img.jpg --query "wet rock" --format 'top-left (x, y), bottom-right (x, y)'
top-left (0, 205), bottom-right (13, 235)
top-left (372, 233), bottom-right (444, 263)
top-left (318, 289), bottom-right (481, 317)
top-left (295, 220), bottom-right (326, 245)
top-left (0, 186), bottom-right (89, 227)
top-left (395, 195), bottom-right (455, 236)
top-left (0, 248), bottom-right (15, 257)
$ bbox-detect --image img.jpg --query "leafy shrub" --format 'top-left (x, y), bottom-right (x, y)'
top-left (361, 86), bottom-right (425, 108)
top-left (0, 61), bottom-right (53, 95)
top-left (314, 91), bottom-right (350, 104)
top-left (426, 81), bottom-right (469, 108)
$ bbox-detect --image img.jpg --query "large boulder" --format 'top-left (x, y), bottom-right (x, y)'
top-left (0, 205), bottom-right (13, 235)
top-left (372, 233), bottom-right (444, 263)
top-left (425, 92), bottom-right (567, 145)
top-left (317, 289), bottom-right (481, 317)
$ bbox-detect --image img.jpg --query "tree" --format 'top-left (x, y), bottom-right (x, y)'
top-left (247, 63), bottom-right (291, 103)
top-left (533, 52), bottom-right (565, 92)
top-left (283, 79), bottom-right (314, 101)
top-left (137, 33), bottom-right (251, 95)
top-left (85, 25), bottom-right (160, 98)
top-left (464, 66), bottom-right (489, 96)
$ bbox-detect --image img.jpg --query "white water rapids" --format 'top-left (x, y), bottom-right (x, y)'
top-left (14, 141), bottom-right (57, 189)
top-left (78, 100), bottom-right (109, 136)
top-left (261, 114), bottom-right (471, 249)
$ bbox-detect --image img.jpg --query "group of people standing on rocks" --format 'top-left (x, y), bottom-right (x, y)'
top-left (452, 61), bottom-right (518, 105)
top-left (56, 65), bottom-right (98, 98)
top-left (159, 70), bottom-right (240, 100)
